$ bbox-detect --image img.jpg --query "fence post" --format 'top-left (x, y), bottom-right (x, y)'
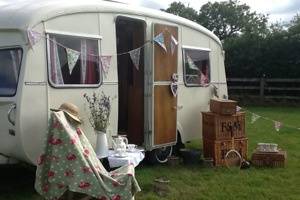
top-left (260, 77), bottom-right (265, 102)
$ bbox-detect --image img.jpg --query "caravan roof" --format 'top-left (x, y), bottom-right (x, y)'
top-left (0, 0), bottom-right (221, 45)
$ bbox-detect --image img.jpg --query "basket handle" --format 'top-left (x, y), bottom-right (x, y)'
top-left (230, 124), bottom-right (234, 149)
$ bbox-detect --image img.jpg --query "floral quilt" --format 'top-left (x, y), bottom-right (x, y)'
top-left (35, 111), bottom-right (141, 200)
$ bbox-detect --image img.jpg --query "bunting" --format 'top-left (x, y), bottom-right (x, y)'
top-left (153, 32), bottom-right (167, 53)
top-left (251, 113), bottom-right (261, 124)
top-left (170, 35), bottom-right (178, 55)
top-left (129, 48), bottom-right (141, 71)
top-left (100, 56), bottom-right (112, 75)
top-left (236, 106), bottom-right (242, 112)
top-left (187, 55), bottom-right (199, 71)
top-left (170, 82), bottom-right (178, 97)
top-left (241, 106), bottom-right (300, 133)
top-left (27, 29), bottom-right (42, 48)
top-left (66, 48), bottom-right (80, 74)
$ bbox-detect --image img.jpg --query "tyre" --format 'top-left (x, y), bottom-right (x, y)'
top-left (147, 146), bottom-right (173, 164)
top-left (173, 132), bottom-right (185, 156)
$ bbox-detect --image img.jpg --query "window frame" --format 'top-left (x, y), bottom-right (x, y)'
top-left (0, 46), bottom-right (23, 97)
top-left (182, 46), bottom-right (211, 87)
top-left (46, 32), bottom-right (103, 88)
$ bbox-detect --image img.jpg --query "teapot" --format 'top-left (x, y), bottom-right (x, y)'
top-left (112, 135), bottom-right (128, 155)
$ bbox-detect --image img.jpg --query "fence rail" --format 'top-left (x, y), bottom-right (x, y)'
top-left (227, 78), bottom-right (300, 101)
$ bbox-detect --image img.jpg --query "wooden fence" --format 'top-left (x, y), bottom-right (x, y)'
top-left (227, 78), bottom-right (300, 102)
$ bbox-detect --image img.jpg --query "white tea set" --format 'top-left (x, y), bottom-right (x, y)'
top-left (112, 135), bottom-right (137, 157)
top-left (257, 143), bottom-right (278, 152)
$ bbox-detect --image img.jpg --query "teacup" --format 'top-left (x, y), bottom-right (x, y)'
top-left (127, 144), bottom-right (137, 152)
top-left (257, 143), bottom-right (266, 152)
top-left (257, 143), bottom-right (278, 152)
top-left (115, 148), bottom-right (126, 156)
top-left (269, 143), bottom-right (278, 152)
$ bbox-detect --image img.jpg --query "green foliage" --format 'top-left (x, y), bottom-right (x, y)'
top-left (225, 20), bottom-right (300, 78)
top-left (197, 0), bottom-right (268, 40)
top-left (288, 13), bottom-right (300, 34)
top-left (163, 2), bottom-right (198, 22)
top-left (164, 1), bottom-right (300, 78)
top-left (165, 0), bottom-right (268, 41)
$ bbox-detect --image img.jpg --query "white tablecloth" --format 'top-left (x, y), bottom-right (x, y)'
top-left (107, 149), bottom-right (145, 168)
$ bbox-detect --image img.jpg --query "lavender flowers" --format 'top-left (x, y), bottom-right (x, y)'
top-left (83, 92), bottom-right (111, 132)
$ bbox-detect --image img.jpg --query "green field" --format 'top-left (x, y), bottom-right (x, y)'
top-left (1, 107), bottom-right (300, 200)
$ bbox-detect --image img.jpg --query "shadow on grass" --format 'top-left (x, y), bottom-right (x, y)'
top-left (0, 164), bottom-right (41, 200)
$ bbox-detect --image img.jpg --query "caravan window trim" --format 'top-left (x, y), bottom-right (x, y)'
top-left (45, 30), bottom-right (103, 40)
top-left (46, 33), bottom-right (103, 88)
top-left (182, 46), bottom-right (211, 87)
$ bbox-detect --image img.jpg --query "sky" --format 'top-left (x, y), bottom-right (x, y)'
top-left (126, 0), bottom-right (300, 24)
top-left (0, 0), bottom-right (298, 23)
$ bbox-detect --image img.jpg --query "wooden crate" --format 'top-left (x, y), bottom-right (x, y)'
top-left (203, 138), bottom-right (248, 167)
top-left (251, 150), bottom-right (286, 168)
top-left (210, 99), bottom-right (237, 115)
top-left (202, 112), bottom-right (245, 140)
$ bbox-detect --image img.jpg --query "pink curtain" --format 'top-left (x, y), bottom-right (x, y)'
top-left (84, 40), bottom-right (97, 84)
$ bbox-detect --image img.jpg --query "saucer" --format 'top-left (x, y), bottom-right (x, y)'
top-left (126, 148), bottom-right (137, 152)
top-left (114, 153), bottom-right (128, 158)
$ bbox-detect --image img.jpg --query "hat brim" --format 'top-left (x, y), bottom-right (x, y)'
top-left (50, 108), bottom-right (81, 123)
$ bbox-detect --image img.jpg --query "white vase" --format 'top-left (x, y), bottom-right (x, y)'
top-left (95, 130), bottom-right (109, 158)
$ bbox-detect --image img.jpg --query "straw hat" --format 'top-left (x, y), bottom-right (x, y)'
top-left (51, 102), bottom-right (81, 123)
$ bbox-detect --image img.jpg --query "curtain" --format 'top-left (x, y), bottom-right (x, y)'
top-left (9, 50), bottom-right (21, 82)
top-left (50, 38), bottom-right (64, 84)
top-left (84, 40), bottom-right (97, 84)
top-left (80, 40), bottom-right (87, 84)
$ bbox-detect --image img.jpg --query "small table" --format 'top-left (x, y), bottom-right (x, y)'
top-left (106, 149), bottom-right (145, 168)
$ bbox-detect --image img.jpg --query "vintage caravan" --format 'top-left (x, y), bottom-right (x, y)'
top-left (0, 0), bottom-right (228, 164)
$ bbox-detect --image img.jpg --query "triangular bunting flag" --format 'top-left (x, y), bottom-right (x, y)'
top-left (66, 48), bottom-right (80, 74)
top-left (186, 55), bottom-right (199, 71)
top-left (129, 48), bottom-right (141, 70)
top-left (153, 32), bottom-right (167, 53)
top-left (100, 56), bottom-right (112, 75)
top-left (27, 29), bottom-right (42, 48)
top-left (170, 82), bottom-right (178, 97)
top-left (170, 35), bottom-right (178, 55)
top-left (236, 106), bottom-right (242, 112)
top-left (251, 113), bottom-right (260, 124)
top-left (274, 121), bottom-right (282, 132)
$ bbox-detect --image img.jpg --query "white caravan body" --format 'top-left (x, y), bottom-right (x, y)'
top-left (0, 0), bottom-right (228, 164)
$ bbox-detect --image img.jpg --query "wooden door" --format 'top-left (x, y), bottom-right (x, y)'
top-left (153, 24), bottom-right (178, 146)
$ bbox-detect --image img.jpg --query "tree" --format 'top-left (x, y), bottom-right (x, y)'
top-left (197, 0), bottom-right (268, 40)
top-left (288, 14), bottom-right (300, 34)
top-left (163, 2), bottom-right (198, 22)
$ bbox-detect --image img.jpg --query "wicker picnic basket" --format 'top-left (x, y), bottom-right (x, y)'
top-left (203, 138), bottom-right (248, 167)
top-left (202, 112), bottom-right (246, 140)
top-left (251, 150), bottom-right (287, 168)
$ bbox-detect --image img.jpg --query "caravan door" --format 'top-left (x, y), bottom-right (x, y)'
top-left (152, 24), bottom-right (178, 148)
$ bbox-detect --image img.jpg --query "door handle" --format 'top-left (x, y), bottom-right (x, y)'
top-left (7, 104), bottom-right (16, 126)
top-left (173, 105), bottom-right (183, 110)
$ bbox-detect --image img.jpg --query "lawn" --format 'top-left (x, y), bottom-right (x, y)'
top-left (1, 106), bottom-right (300, 200)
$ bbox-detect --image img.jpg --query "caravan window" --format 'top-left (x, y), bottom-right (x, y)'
top-left (183, 48), bottom-right (210, 87)
top-left (0, 48), bottom-right (22, 96)
top-left (47, 34), bottom-right (101, 87)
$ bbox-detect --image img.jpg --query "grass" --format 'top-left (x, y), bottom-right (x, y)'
top-left (1, 106), bottom-right (300, 200)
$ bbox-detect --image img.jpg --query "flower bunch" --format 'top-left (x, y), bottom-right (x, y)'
top-left (83, 92), bottom-right (111, 132)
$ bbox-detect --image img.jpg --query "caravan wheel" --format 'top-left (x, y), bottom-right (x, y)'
top-left (151, 146), bottom-right (173, 164)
